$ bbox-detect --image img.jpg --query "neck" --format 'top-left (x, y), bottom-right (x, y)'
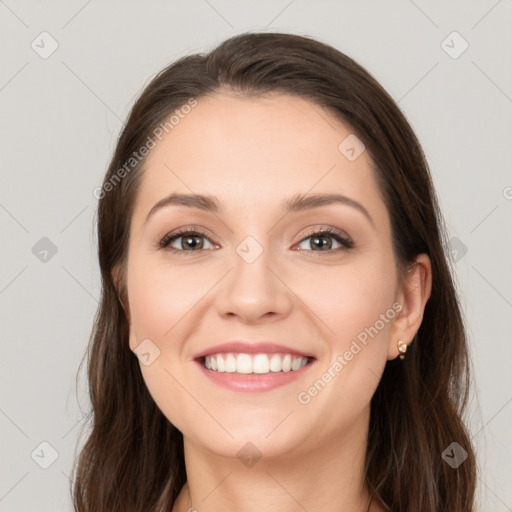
top-left (172, 408), bottom-right (377, 512)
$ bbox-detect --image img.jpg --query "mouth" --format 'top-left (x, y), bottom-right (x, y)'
top-left (198, 352), bottom-right (314, 374)
top-left (192, 342), bottom-right (317, 392)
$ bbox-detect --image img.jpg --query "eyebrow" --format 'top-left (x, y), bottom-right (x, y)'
top-left (145, 192), bottom-right (375, 229)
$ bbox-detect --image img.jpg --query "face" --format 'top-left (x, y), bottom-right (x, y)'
top-left (122, 91), bottom-right (403, 460)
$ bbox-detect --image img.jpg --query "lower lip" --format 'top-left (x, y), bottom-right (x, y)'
top-left (195, 359), bottom-right (315, 393)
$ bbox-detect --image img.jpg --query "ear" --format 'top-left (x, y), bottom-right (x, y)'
top-left (112, 264), bottom-right (131, 325)
top-left (387, 253), bottom-right (432, 360)
top-left (112, 265), bottom-right (138, 352)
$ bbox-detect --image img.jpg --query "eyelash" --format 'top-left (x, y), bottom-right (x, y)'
top-left (158, 225), bottom-right (354, 257)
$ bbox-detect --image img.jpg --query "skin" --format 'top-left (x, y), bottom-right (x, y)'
top-left (116, 91), bottom-right (432, 512)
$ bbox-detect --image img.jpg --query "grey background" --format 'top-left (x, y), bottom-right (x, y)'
top-left (1, 1), bottom-right (511, 510)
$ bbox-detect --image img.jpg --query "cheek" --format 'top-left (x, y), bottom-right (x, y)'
top-left (125, 256), bottom-right (211, 434)
top-left (295, 256), bottom-right (397, 347)
top-left (126, 256), bottom-right (213, 347)
top-left (290, 253), bottom-right (397, 416)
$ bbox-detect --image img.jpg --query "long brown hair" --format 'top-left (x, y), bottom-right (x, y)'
top-left (71, 32), bottom-right (477, 512)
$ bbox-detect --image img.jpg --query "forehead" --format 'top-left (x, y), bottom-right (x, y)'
top-left (133, 92), bottom-right (386, 224)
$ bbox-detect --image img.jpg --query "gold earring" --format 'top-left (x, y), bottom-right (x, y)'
top-left (397, 340), bottom-right (407, 360)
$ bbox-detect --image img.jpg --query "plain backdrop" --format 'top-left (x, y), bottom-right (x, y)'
top-left (1, 1), bottom-right (511, 511)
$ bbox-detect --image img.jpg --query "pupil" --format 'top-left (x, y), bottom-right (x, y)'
top-left (184, 235), bottom-right (202, 249)
top-left (313, 235), bottom-right (331, 250)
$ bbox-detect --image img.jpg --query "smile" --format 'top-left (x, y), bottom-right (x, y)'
top-left (203, 352), bottom-right (312, 374)
top-left (196, 353), bottom-right (315, 393)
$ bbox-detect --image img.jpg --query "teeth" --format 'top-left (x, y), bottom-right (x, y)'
top-left (291, 357), bottom-right (302, 371)
top-left (216, 354), bottom-right (226, 372)
top-left (253, 354), bottom-right (269, 374)
top-left (237, 354), bottom-right (252, 374)
top-left (203, 353), bottom-right (310, 374)
top-left (269, 354), bottom-right (281, 372)
top-left (225, 353), bottom-right (237, 372)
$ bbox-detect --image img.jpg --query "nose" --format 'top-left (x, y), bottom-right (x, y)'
top-left (214, 240), bottom-right (294, 324)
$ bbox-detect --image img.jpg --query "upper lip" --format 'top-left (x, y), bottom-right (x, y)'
top-left (193, 341), bottom-right (316, 360)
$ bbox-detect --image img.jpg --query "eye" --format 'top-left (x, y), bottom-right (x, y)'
top-left (159, 227), bottom-right (216, 253)
top-left (294, 228), bottom-right (354, 254)
top-left (158, 226), bottom-right (354, 256)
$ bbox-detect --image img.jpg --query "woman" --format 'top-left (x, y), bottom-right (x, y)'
top-left (72, 32), bottom-right (477, 512)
